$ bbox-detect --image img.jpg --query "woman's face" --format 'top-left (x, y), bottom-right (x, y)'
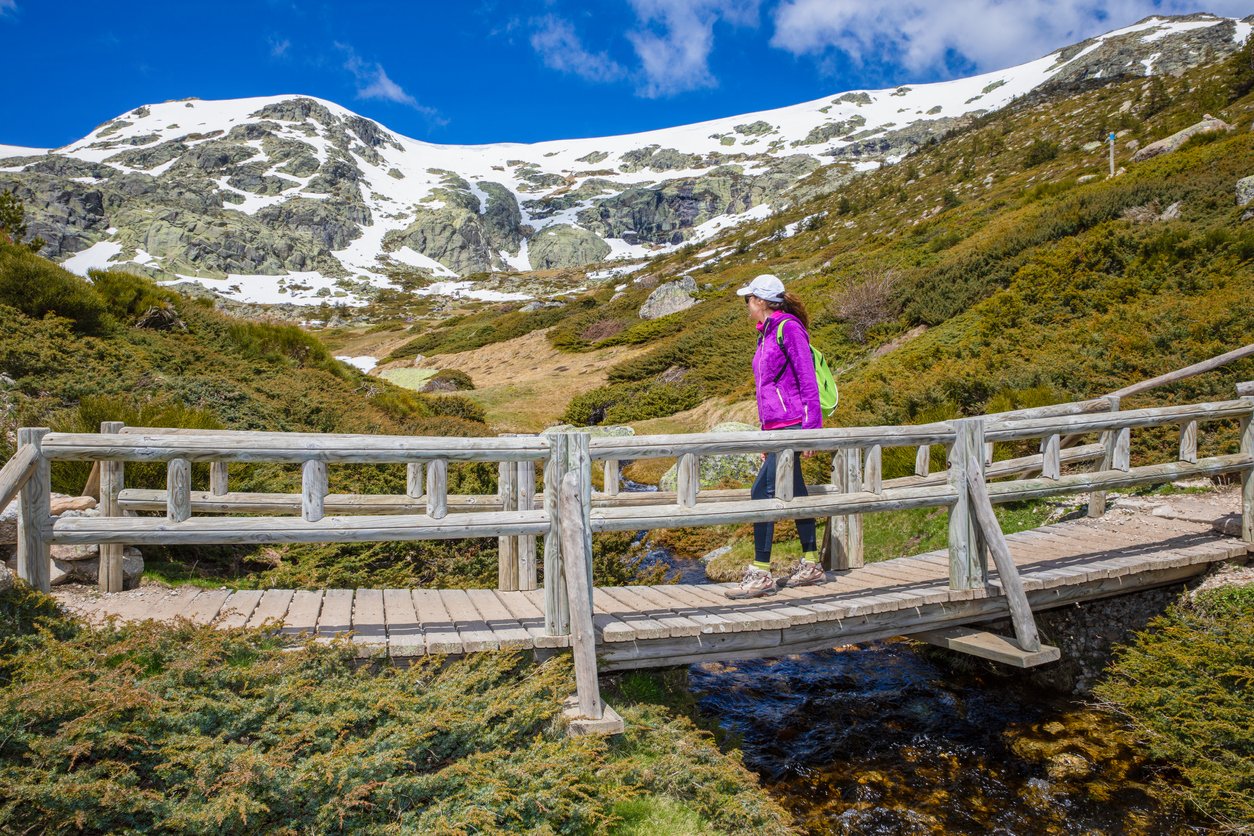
top-left (746, 294), bottom-right (769, 324)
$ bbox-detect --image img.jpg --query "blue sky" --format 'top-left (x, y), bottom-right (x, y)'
top-left (2, 1), bottom-right (1248, 149)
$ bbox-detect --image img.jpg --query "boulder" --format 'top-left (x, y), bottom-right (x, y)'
top-left (1131, 115), bottom-right (1233, 162)
top-left (8, 546), bottom-right (143, 588)
top-left (659, 422), bottom-right (761, 491)
top-left (0, 561), bottom-right (12, 592)
top-left (639, 277), bottom-right (697, 320)
top-left (527, 224), bottom-right (610, 271)
top-left (1236, 175), bottom-right (1254, 208)
top-left (2, 495), bottom-right (97, 545)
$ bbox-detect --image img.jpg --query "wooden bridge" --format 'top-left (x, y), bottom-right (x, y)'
top-left (2, 366), bottom-right (1252, 733)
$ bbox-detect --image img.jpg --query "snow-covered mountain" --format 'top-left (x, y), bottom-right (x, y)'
top-left (1, 13), bottom-right (1249, 307)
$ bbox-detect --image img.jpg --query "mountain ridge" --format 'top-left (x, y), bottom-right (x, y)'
top-left (0, 12), bottom-right (1248, 307)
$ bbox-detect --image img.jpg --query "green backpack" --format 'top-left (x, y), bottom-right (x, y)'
top-left (774, 320), bottom-right (839, 416)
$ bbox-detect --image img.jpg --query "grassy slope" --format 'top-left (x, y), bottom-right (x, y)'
top-left (378, 43), bottom-right (1254, 437)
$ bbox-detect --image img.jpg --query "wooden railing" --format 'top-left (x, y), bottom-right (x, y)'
top-left (5, 385), bottom-right (1253, 725)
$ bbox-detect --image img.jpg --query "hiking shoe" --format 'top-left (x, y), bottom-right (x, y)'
top-left (725, 566), bottom-right (777, 599)
top-left (786, 561), bottom-right (826, 587)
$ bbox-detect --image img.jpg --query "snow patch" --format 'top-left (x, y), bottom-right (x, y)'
top-left (61, 241), bottom-right (123, 276)
top-left (336, 355), bottom-right (378, 373)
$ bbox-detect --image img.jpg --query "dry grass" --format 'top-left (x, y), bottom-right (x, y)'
top-left (408, 328), bottom-right (654, 432)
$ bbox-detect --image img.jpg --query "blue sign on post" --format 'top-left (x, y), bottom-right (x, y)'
top-left (1109, 132), bottom-right (1116, 142)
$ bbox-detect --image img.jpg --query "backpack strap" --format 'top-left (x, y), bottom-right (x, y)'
top-left (771, 317), bottom-right (806, 385)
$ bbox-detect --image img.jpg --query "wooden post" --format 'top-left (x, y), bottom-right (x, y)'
top-left (426, 459), bottom-right (448, 519)
top-left (167, 458), bottom-right (192, 523)
top-left (1088, 396), bottom-right (1121, 517)
top-left (570, 433), bottom-right (595, 603)
top-left (15, 428), bottom-right (51, 593)
top-left (1041, 434), bottom-right (1061, 480)
top-left (677, 453), bottom-right (699, 507)
top-left (823, 451), bottom-right (846, 571)
top-left (518, 459), bottom-right (538, 590)
top-left (1240, 393), bottom-right (1253, 544)
top-left (1111, 426), bottom-right (1131, 472)
top-left (775, 449), bottom-right (794, 502)
top-left (864, 444), bottom-right (882, 493)
top-left (1178, 420), bottom-right (1198, 464)
top-left (99, 421), bottom-right (125, 592)
top-left (210, 461), bottom-right (229, 496)
top-left (406, 462), bottom-right (424, 499)
top-left (301, 460), bottom-right (328, 522)
top-left (966, 451), bottom-right (1042, 652)
top-left (543, 434), bottom-right (570, 636)
top-left (832, 447), bottom-right (863, 569)
top-left (914, 444), bottom-right (930, 477)
top-left (559, 470), bottom-right (604, 722)
top-left (603, 460), bottom-right (619, 496)
top-left (948, 419), bottom-right (985, 590)
top-left (82, 461), bottom-right (101, 500)
top-left (498, 459), bottom-right (519, 591)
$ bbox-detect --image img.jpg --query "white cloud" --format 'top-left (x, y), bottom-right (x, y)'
top-left (269, 36), bottom-right (291, 59)
top-left (626, 0), bottom-right (761, 97)
top-left (0, 0), bottom-right (16, 16)
top-left (771, 1), bottom-right (1253, 76)
top-left (337, 43), bottom-right (443, 122)
top-left (530, 15), bottom-right (626, 82)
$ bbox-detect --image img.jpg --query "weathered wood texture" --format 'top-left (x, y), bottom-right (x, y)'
top-left (73, 513), bottom-right (1247, 668)
top-left (99, 421), bottom-right (126, 592)
top-left (559, 471), bottom-right (604, 720)
top-left (166, 459), bottom-right (191, 523)
top-left (0, 445), bottom-right (38, 514)
top-left (16, 428), bottom-right (51, 592)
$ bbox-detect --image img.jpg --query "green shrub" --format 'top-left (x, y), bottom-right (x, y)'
top-left (1095, 584), bottom-right (1254, 828)
top-left (563, 380), bottom-right (703, 425)
top-left (0, 243), bottom-right (108, 334)
top-left (428, 368), bottom-right (475, 390)
top-left (1023, 138), bottom-right (1060, 167)
top-left (427, 394), bottom-right (487, 423)
top-left (88, 268), bottom-right (183, 323)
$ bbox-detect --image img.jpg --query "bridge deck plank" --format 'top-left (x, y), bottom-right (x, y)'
top-left (315, 589), bottom-right (353, 638)
top-left (247, 589), bottom-right (294, 629)
top-left (215, 589), bottom-right (264, 629)
top-left (411, 589), bottom-right (463, 655)
top-left (463, 589), bottom-right (533, 650)
top-left (641, 585), bottom-right (746, 634)
top-left (182, 589), bottom-right (231, 625)
top-left (352, 589), bottom-right (387, 653)
top-left (595, 588), bottom-right (677, 640)
top-left (439, 589), bottom-right (499, 652)
top-left (284, 589), bottom-right (325, 636)
top-left (604, 586), bottom-right (712, 636)
top-left (381, 589), bottom-right (424, 657)
top-left (495, 590), bottom-right (568, 648)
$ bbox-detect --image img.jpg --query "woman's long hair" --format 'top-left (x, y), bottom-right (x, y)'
top-left (767, 291), bottom-right (810, 331)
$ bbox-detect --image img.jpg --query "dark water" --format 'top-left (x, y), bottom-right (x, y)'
top-left (618, 473), bottom-right (1193, 834)
top-left (687, 643), bottom-right (1197, 835)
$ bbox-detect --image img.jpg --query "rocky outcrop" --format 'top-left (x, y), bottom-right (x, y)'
top-left (1236, 174), bottom-right (1254, 207)
top-left (1131, 114), bottom-right (1233, 162)
top-left (527, 224), bottom-right (610, 270)
top-left (659, 421), bottom-right (761, 490)
top-left (479, 181), bottom-right (524, 256)
top-left (579, 156), bottom-right (819, 245)
top-left (639, 276), bottom-right (697, 320)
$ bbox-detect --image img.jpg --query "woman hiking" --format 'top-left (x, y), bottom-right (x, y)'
top-left (726, 273), bottom-right (825, 599)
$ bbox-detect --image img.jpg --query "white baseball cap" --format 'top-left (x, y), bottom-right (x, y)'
top-left (735, 273), bottom-right (786, 302)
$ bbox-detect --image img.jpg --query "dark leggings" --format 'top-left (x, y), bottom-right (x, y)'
top-left (752, 425), bottom-right (817, 564)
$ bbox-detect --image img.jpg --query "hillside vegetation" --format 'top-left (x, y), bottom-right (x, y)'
top-left (383, 39), bottom-right (1254, 442)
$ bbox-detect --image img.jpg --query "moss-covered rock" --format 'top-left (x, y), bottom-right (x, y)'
top-left (527, 224), bottom-right (610, 270)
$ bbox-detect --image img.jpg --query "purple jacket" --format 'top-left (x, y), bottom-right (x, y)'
top-left (753, 313), bottom-right (822, 430)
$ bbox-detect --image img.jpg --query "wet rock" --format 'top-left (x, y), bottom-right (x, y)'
top-left (638, 276), bottom-right (697, 320)
top-left (1131, 114), bottom-right (1233, 162)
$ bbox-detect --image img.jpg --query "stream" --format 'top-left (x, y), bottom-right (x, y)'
top-left (624, 473), bottom-right (1198, 834)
